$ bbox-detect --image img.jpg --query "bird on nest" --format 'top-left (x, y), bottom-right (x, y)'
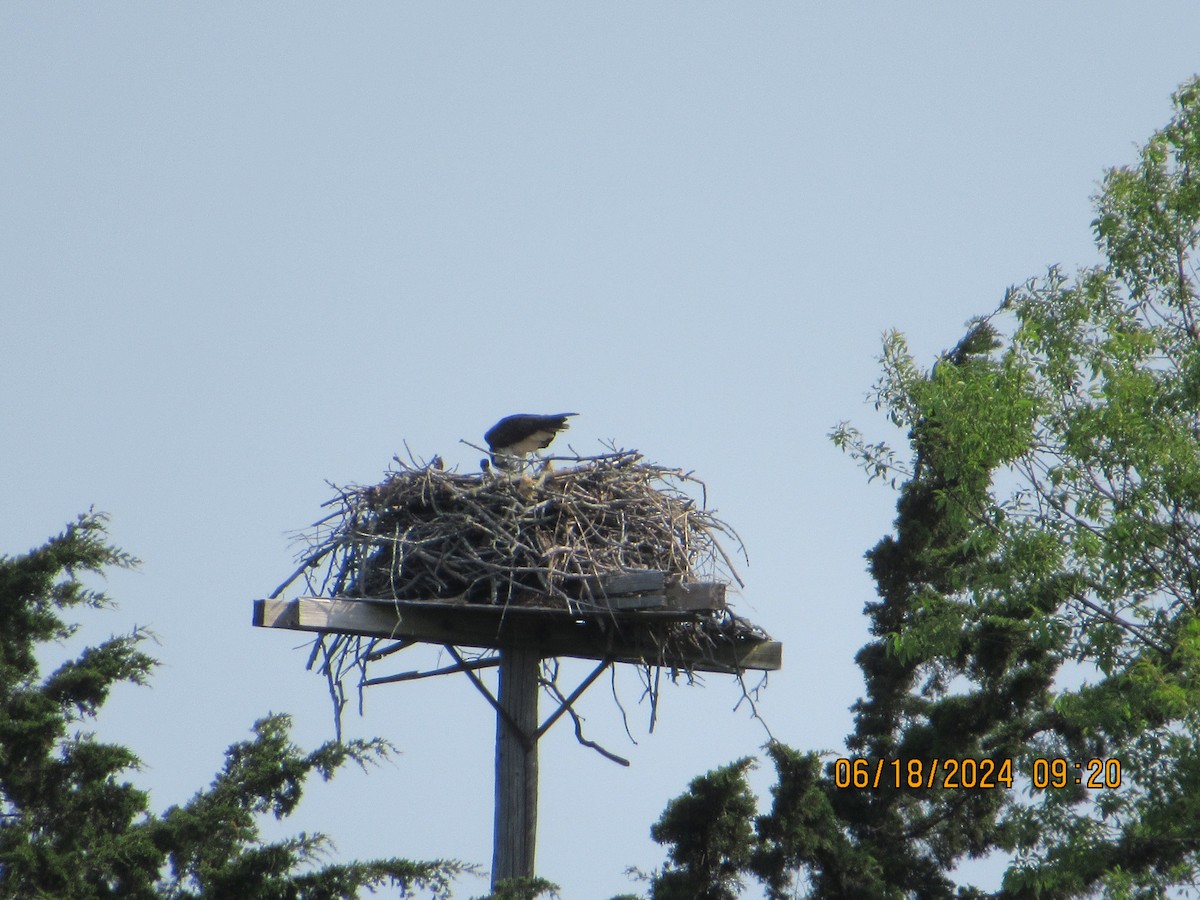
top-left (482, 413), bottom-right (577, 473)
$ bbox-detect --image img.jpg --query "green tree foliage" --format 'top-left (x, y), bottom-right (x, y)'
top-left (0, 513), bottom-right (473, 898)
top-left (648, 76), bottom-right (1200, 898)
top-left (477, 876), bottom-right (560, 900)
top-left (648, 759), bottom-right (758, 900)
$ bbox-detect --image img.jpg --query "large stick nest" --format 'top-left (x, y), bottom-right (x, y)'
top-left (273, 450), bottom-right (774, 745)
top-left (280, 450), bottom-right (746, 610)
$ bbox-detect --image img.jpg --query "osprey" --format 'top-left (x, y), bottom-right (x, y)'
top-left (484, 413), bottom-right (577, 470)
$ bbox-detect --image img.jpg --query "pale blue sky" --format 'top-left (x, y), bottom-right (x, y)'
top-left (3, 4), bottom-right (1199, 897)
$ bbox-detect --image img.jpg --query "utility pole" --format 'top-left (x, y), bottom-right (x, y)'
top-left (492, 647), bottom-right (540, 886)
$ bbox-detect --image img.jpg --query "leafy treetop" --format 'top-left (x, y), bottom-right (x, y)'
top-left (646, 75), bottom-right (1200, 899)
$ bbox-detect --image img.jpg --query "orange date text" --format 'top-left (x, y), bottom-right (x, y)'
top-left (833, 756), bottom-right (1123, 790)
top-left (833, 757), bottom-right (1013, 790)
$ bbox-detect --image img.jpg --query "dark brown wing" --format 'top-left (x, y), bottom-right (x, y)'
top-left (485, 413), bottom-right (577, 454)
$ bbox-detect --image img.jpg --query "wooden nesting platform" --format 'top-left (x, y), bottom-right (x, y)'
top-left (253, 574), bottom-right (781, 675)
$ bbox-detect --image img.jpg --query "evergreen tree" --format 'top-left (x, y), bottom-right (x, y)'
top-left (0, 512), bottom-right (473, 898)
top-left (648, 76), bottom-right (1200, 898)
top-left (648, 760), bottom-right (757, 900)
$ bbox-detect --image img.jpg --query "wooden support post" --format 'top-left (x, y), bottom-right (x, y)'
top-left (492, 646), bottom-right (540, 888)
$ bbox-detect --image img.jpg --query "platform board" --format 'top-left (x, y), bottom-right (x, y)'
top-left (253, 596), bottom-right (781, 674)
